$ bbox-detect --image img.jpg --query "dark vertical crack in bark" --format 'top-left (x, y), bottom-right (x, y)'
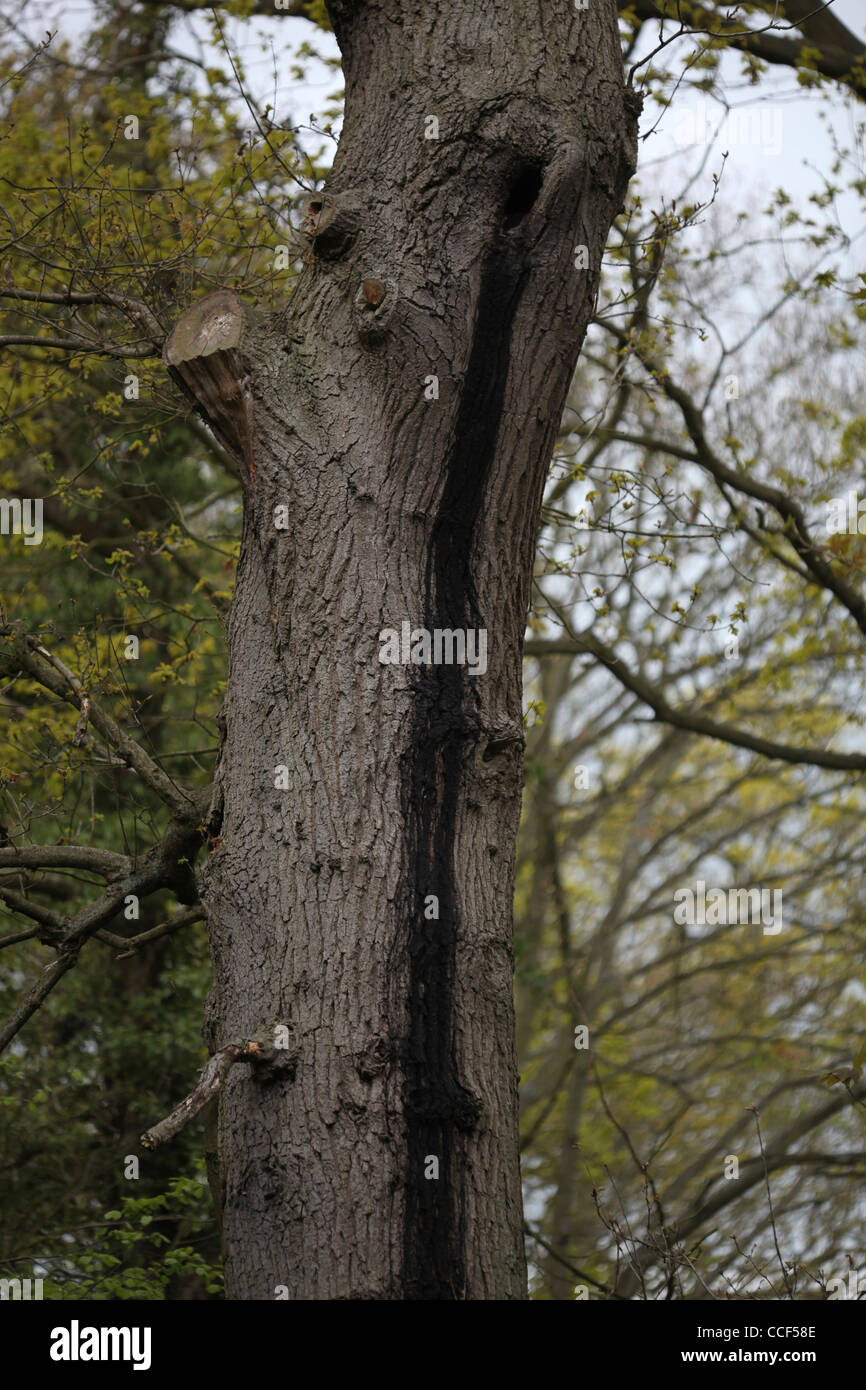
top-left (400, 190), bottom-right (535, 1299)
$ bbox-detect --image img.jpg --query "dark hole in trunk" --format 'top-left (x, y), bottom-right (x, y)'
top-left (501, 164), bottom-right (543, 230)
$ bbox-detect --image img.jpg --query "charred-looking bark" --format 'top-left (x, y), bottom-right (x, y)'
top-left (166, 0), bottom-right (637, 1300)
top-left (401, 203), bottom-right (547, 1297)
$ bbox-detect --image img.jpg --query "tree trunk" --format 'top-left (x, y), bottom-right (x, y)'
top-left (167, 0), bottom-right (637, 1300)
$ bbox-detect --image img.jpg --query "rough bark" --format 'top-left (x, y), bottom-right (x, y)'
top-left (168, 0), bottom-right (637, 1300)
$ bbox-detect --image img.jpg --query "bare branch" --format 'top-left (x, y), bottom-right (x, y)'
top-left (0, 885), bottom-right (67, 940)
top-left (140, 1040), bottom-right (267, 1149)
top-left (0, 817), bottom-right (204, 1053)
top-left (138, 0), bottom-right (316, 14)
top-left (0, 951), bottom-right (80, 1050)
top-left (0, 845), bottom-right (129, 876)
top-left (600, 323), bottom-right (866, 642)
top-left (624, 0), bottom-right (866, 97)
top-left (110, 904), bottom-right (205, 957)
top-left (0, 334), bottom-right (157, 358)
top-left (0, 286), bottom-right (163, 340)
top-left (547, 627), bottom-right (866, 771)
top-left (0, 623), bottom-right (200, 818)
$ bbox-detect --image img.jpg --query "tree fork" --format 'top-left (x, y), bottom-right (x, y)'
top-left (167, 0), bottom-right (637, 1299)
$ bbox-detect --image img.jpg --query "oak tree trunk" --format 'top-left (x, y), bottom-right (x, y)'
top-left (167, 0), bottom-right (637, 1300)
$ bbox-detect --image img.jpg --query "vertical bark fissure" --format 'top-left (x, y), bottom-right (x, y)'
top-left (401, 205), bottom-right (535, 1298)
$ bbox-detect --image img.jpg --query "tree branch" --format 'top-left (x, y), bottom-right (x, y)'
top-left (545, 628), bottom-right (866, 771)
top-left (624, 0), bottom-right (866, 97)
top-left (0, 952), bottom-right (80, 1050)
top-left (0, 818), bottom-right (204, 1053)
top-left (0, 335), bottom-right (156, 358)
top-left (140, 1039), bottom-right (268, 1149)
top-left (600, 323), bottom-right (866, 642)
top-left (139, 0), bottom-right (317, 14)
top-left (0, 623), bottom-right (200, 819)
top-left (0, 286), bottom-right (163, 341)
top-left (0, 885), bottom-right (68, 942)
top-left (109, 904), bottom-right (205, 957)
top-left (0, 844), bottom-right (129, 875)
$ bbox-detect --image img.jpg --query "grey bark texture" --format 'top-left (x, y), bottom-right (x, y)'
top-left (167, 0), bottom-right (638, 1300)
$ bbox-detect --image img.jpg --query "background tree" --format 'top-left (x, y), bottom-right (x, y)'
top-left (520, 142), bottom-right (866, 1298)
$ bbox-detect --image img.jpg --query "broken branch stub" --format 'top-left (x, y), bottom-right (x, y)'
top-left (300, 192), bottom-right (362, 260)
top-left (140, 1039), bottom-right (264, 1150)
top-left (164, 290), bottom-right (261, 483)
